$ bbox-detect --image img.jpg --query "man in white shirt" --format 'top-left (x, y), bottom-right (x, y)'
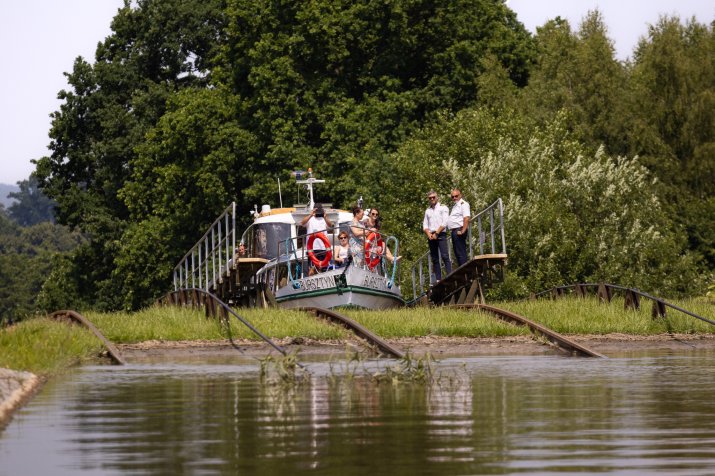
top-left (422, 190), bottom-right (451, 281)
top-left (447, 188), bottom-right (470, 267)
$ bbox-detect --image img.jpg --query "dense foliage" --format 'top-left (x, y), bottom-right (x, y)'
top-left (12, 0), bottom-right (711, 315)
top-left (0, 208), bottom-right (83, 324)
top-left (386, 109), bottom-right (703, 296)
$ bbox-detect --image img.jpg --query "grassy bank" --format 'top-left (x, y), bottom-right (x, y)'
top-left (0, 318), bottom-right (104, 375)
top-left (1, 297), bottom-right (713, 375)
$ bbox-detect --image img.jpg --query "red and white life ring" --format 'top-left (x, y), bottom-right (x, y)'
top-left (364, 232), bottom-right (384, 269)
top-left (307, 233), bottom-right (332, 268)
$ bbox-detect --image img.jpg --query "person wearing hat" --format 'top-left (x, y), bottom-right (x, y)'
top-left (300, 204), bottom-right (333, 273)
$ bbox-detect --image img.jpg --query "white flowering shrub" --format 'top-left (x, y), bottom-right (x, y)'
top-left (386, 109), bottom-right (704, 297)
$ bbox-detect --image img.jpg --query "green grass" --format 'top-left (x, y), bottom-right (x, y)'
top-left (0, 318), bottom-right (104, 375)
top-left (342, 307), bottom-right (529, 338)
top-left (495, 296), bottom-right (715, 335)
top-left (2, 297), bottom-right (714, 375)
top-left (84, 305), bottom-right (349, 343)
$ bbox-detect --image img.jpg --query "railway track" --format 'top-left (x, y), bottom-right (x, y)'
top-left (452, 303), bottom-right (607, 358)
top-left (49, 310), bottom-right (126, 365)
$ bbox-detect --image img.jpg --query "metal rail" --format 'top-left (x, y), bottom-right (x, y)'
top-left (172, 203), bottom-right (237, 293)
top-left (49, 310), bottom-right (126, 365)
top-left (159, 288), bottom-right (290, 357)
top-left (411, 198), bottom-right (506, 300)
top-left (453, 304), bottom-right (606, 358)
top-left (533, 283), bottom-right (715, 326)
top-left (300, 307), bottom-right (405, 359)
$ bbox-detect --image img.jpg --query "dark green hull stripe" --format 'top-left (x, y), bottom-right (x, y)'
top-left (276, 285), bottom-right (404, 304)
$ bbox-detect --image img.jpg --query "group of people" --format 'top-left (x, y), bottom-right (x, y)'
top-left (422, 188), bottom-right (470, 281)
top-left (278, 188), bottom-right (471, 280)
top-left (301, 203), bottom-right (400, 273)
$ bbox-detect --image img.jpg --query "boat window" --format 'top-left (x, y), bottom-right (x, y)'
top-left (253, 223), bottom-right (291, 260)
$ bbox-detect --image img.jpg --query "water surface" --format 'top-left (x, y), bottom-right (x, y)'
top-left (2, 350), bottom-right (715, 475)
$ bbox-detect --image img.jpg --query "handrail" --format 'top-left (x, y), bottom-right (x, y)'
top-left (384, 235), bottom-right (399, 288)
top-left (410, 198), bottom-right (506, 300)
top-left (173, 202), bottom-right (237, 293)
top-left (533, 283), bottom-right (715, 327)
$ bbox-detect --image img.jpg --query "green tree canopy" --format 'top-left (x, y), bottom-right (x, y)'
top-left (7, 175), bottom-right (56, 226)
top-left (386, 108), bottom-right (703, 297)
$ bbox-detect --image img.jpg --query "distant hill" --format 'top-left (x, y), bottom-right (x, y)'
top-left (0, 183), bottom-right (19, 208)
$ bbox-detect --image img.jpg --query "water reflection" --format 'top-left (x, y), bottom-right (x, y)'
top-left (2, 352), bottom-right (715, 475)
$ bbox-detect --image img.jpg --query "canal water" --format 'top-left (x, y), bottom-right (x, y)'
top-left (2, 350), bottom-right (715, 475)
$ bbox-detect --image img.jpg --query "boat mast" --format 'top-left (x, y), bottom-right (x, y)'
top-left (295, 168), bottom-right (324, 209)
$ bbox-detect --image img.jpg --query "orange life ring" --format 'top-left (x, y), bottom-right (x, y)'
top-left (307, 233), bottom-right (332, 268)
top-left (364, 232), bottom-right (384, 269)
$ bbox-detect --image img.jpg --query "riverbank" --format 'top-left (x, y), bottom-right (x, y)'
top-left (116, 332), bottom-right (715, 360)
top-left (0, 369), bottom-right (43, 430)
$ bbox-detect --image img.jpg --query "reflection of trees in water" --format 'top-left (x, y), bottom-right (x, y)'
top-left (41, 357), bottom-right (715, 474)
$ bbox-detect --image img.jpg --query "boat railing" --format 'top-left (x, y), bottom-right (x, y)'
top-left (261, 227), bottom-right (400, 292)
top-left (173, 202), bottom-right (237, 292)
top-left (410, 197), bottom-right (506, 300)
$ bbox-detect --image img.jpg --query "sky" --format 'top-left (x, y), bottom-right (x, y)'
top-left (0, 1), bottom-right (713, 186)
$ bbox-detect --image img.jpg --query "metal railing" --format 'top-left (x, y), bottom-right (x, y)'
top-left (256, 226), bottom-right (400, 292)
top-left (173, 202), bottom-right (237, 292)
top-left (410, 197), bottom-right (506, 300)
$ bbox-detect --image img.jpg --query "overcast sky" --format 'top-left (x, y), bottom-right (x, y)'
top-left (1, 0), bottom-right (712, 185)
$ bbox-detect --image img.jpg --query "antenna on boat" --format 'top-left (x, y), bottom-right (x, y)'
top-left (294, 167), bottom-right (324, 210)
top-left (277, 177), bottom-right (283, 208)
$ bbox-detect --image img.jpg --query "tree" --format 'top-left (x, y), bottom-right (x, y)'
top-left (7, 174), bottom-right (56, 226)
top-left (386, 108), bottom-right (703, 297)
top-left (0, 211), bottom-right (83, 324)
top-left (521, 10), bottom-right (629, 154)
top-left (628, 16), bottom-right (715, 267)
top-left (43, 0), bottom-right (534, 309)
top-left (34, 0), bottom-right (227, 309)
top-left (214, 0), bottom-right (534, 206)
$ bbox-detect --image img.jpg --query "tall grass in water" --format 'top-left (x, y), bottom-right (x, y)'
top-left (496, 297), bottom-right (715, 335)
top-left (0, 318), bottom-right (103, 375)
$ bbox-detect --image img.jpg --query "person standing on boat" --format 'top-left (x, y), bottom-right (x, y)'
top-left (365, 207), bottom-right (400, 264)
top-left (300, 203), bottom-right (333, 273)
top-left (349, 205), bottom-right (367, 266)
top-left (423, 190), bottom-right (451, 281)
top-left (447, 188), bottom-right (470, 267)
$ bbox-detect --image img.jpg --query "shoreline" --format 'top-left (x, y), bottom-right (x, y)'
top-left (116, 333), bottom-right (715, 359)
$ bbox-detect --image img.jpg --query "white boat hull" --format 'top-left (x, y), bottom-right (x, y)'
top-left (273, 265), bottom-right (403, 309)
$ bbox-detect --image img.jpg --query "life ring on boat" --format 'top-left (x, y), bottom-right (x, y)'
top-left (364, 232), bottom-right (384, 269)
top-left (307, 233), bottom-right (332, 268)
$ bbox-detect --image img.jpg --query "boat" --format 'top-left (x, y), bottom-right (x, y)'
top-left (172, 169), bottom-right (404, 309)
